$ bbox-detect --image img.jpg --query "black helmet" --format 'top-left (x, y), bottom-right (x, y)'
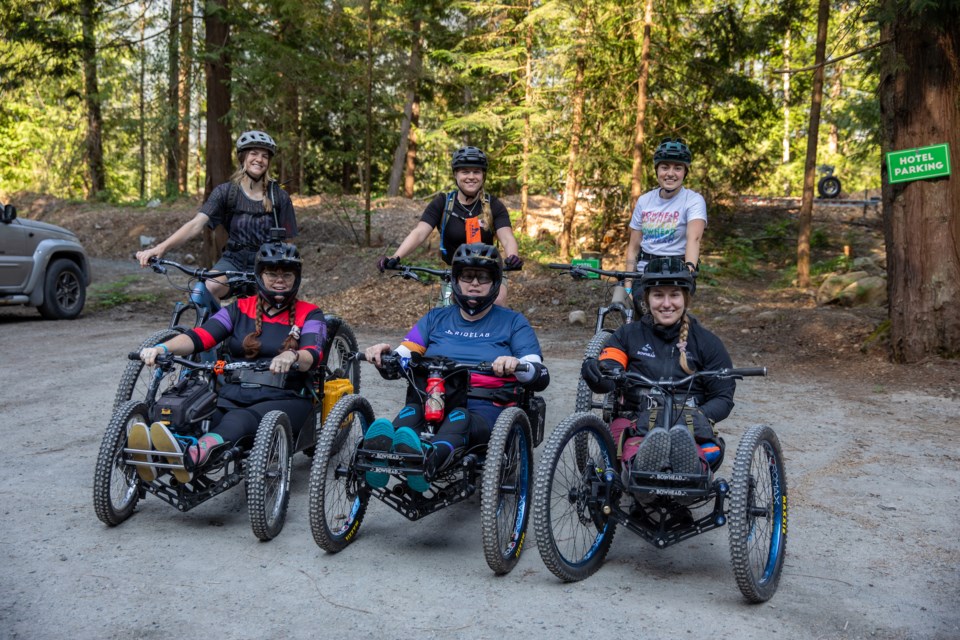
top-left (634, 257), bottom-right (695, 314)
top-left (236, 130), bottom-right (277, 156)
top-left (451, 146), bottom-right (488, 172)
top-left (653, 137), bottom-right (692, 168)
top-left (451, 243), bottom-right (502, 316)
top-left (254, 240), bottom-right (302, 309)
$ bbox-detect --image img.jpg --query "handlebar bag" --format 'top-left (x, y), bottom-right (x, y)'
top-left (152, 377), bottom-right (218, 427)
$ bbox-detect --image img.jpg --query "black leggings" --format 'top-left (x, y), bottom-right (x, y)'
top-left (210, 398), bottom-right (313, 445)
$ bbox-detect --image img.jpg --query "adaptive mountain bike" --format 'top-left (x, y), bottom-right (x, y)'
top-left (532, 366), bottom-right (786, 603)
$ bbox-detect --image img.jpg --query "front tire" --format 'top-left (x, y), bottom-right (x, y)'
top-left (93, 400), bottom-right (148, 526)
top-left (246, 411), bottom-right (293, 541)
top-left (533, 412), bottom-right (619, 582)
top-left (38, 258), bottom-right (85, 319)
top-left (324, 320), bottom-right (361, 393)
top-left (308, 395), bottom-right (374, 552)
top-left (480, 407), bottom-right (534, 575)
top-left (113, 328), bottom-right (189, 413)
top-left (817, 175), bottom-right (841, 198)
top-left (575, 330), bottom-right (615, 418)
top-left (729, 424), bottom-right (788, 603)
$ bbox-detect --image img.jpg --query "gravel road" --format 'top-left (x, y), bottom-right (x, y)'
top-left (1, 311), bottom-right (957, 640)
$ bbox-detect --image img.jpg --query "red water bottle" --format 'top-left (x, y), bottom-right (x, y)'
top-left (425, 375), bottom-right (445, 423)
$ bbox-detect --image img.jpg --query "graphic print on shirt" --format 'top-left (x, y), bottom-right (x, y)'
top-left (636, 343), bottom-right (656, 359)
top-left (641, 209), bottom-right (681, 246)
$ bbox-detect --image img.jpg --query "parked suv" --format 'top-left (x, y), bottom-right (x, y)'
top-left (0, 202), bottom-right (90, 319)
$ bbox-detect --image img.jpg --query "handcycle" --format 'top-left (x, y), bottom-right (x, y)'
top-left (114, 256), bottom-right (360, 415)
top-left (547, 262), bottom-right (637, 419)
top-left (307, 352), bottom-right (547, 575)
top-left (94, 352), bottom-right (354, 540)
top-left (532, 366), bottom-right (787, 603)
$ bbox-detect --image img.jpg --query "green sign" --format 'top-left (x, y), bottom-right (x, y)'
top-left (886, 143), bottom-right (951, 184)
top-left (571, 257), bottom-right (600, 279)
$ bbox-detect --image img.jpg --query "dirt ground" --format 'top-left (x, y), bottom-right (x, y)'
top-left (1, 192), bottom-right (959, 639)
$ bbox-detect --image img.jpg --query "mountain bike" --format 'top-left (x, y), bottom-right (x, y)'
top-left (532, 366), bottom-right (787, 603)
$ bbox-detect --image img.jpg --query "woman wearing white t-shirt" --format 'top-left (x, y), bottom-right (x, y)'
top-left (622, 138), bottom-right (705, 299)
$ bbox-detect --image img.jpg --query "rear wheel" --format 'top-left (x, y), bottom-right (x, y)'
top-left (817, 175), bottom-right (841, 198)
top-left (38, 258), bottom-right (85, 319)
top-left (533, 412), bottom-right (619, 582)
top-left (247, 411), bottom-right (293, 541)
top-left (480, 408), bottom-right (534, 575)
top-left (600, 303), bottom-right (629, 333)
top-left (113, 328), bottom-right (191, 414)
top-left (729, 424), bottom-right (788, 603)
top-left (575, 330), bottom-right (615, 418)
top-left (324, 320), bottom-right (360, 392)
top-left (308, 395), bottom-right (374, 552)
top-left (93, 400), bottom-right (148, 526)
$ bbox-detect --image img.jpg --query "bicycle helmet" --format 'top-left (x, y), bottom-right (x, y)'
top-left (634, 256), bottom-right (695, 314)
top-left (236, 130), bottom-right (278, 157)
top-left (254, 240), bottom-right (302, 309)
top-left (451, 146), bottom-right (488, 172)
top-left (653, 137), bottom-right (692, 169)
top-left (450, 243), bottom-right (502, 316)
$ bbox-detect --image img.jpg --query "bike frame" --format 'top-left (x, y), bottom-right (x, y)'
top-left (548, 263), bottom-right (638, 331)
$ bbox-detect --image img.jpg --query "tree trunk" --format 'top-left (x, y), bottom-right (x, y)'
top-left (363, 0), bottom-right (373, 246)
top-left (403, 95), bottom-right (419, 199)
top-left (178, 0), bottom-right (193, 193)
top-left (166, 0), bottom-right (181, 199)
top-left (796, 0), bottom-right (829, 288)
top-left (80, 0), bottom-right (105, 199)
top-left (559, 53), bottom-right (586, 260)
top-left (139, 1), bottom-right (147, 201)
top-left (203, 0), bottom-right (232, 266)
top-left (880, 5), bottom-right (960, 362)
top-left (629, 0), bottom-right (654, 202)
top-left (782, 30), bottom-right (791, 166)
top-left (827, 64), bottom-right (843, 155)
top-left (278, 17), bottom-right (302, 194)
top-left (387, 18), bottom-right (422, 198)
top-left (517, 7), bottom-right (534, 232)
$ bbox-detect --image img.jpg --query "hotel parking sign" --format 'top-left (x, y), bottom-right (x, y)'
top-left (886, 143), bottom-right (951, 184)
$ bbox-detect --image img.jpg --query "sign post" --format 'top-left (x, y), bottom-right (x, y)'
top-left (885, 143), bottom-right (951, 184)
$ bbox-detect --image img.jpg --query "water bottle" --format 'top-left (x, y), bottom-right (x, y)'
top-left (425, 375), bottom-right (445, 423)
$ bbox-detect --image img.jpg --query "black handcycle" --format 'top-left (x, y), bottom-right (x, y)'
top-left (548, 262), bottom-right (637, 418)
top-left (307, 353), bottom-right (547, 575)
top-left (532, 366), bottom-right (787, 603)
top-left (94, 352), bottom-right (355, 540)
top-left (114, 256), bottom-right (360, 415)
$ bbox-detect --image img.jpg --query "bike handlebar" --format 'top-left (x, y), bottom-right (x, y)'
top-left (357, 351), bottom-right (530, 374)
top-left (128, 352), bottom-right (300, 372)
top-left (147, 257), bottom-right (255, 284)
top-left (614, 366), bottom-right (767, 389)
top-left (385, 261), bottom-right (522, 283)
top-left (547, 263), bottom-right (638, 282)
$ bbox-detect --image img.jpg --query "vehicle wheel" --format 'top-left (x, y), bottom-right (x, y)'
top-left (37, 258), bottom-right (85, 319)
top-left (112, 328), bottom-right (192, 414)
top-left (533, 412), bottom-right (619, 582)
top-left (93, 400), bottom-right (148, 526)
top-left (600, 302), bottom-right (629, 333)
top-left (308, 394), bottom-right (374, 552)
top-left (575, 330), bottom-right (615, 417)
top-left (729, 424), bottom-right (788, 603)
top-left (246, 410), bottom-right (293, 541)
top-left (817, 175), bottom-right (841, 198)
top-left (324, 320), bottom-right (361, 393)
top-left (480, 407), bottom-right (534, 575)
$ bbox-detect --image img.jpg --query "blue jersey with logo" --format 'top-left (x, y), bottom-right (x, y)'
top-left (401, 304), bottom-right (541, 364)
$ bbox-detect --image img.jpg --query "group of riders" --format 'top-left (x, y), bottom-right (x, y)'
top-left (131, 129), bottom-right (731, 491)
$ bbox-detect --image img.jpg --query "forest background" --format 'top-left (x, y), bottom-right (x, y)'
top-left (1, 0), bottom-right (958, 361)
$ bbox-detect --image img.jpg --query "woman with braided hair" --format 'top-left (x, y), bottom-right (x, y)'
top-left (136, 130), bottom-right (298, 300)
top-left (580, 256), bottom-right (734, 478)
top-left (132, 239), bottom-right (323, 482)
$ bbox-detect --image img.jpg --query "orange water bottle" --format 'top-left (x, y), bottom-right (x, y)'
top-left (425, 375), bottom-right (445, 423)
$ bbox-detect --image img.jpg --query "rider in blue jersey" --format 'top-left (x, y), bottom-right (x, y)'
top-left (364, 243), bottom-right (549, 490)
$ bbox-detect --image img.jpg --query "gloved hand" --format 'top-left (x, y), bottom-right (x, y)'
top-left (377, 256), bottom-right (400, 273)
top-left (504, 254), bottom-right (523, 271)
top-left (581, 358), bottom-right (616, 393)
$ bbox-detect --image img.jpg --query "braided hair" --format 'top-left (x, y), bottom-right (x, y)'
top-left (241, 299), bottom-right (300, 359)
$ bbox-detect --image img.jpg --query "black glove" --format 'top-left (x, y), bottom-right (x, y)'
top-left (581, 358), bottom-right (616, 393)
top-left (504, 254), bottom-right (523, 271)
top-left (377, 256), bottom-right (400, 273)
top-left (377, 356), bottom-right (402, 380)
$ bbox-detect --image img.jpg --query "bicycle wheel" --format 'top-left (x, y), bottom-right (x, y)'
top-left (308, 394), bottom-right (374, 552)
top-left (480, 408), bottom-right (534, 575)
top-left (246, 410), bottom-right (293, 541)
top-left (113, 328), bottom-right (192, 413)
top-left (324, 319), bottom-right (361, 393)
top-left (600, 303), bottom-right (629, 333)
top-left (574, 330), bottom-right (615, 417)
top-left (93, 400), bottom-right (148, 526)
top-left (729, 424), bottom-right (788, 603)
top-left (533, 412), bottom-right (619, 582)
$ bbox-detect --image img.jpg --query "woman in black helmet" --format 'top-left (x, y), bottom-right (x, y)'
top-left (364, 243), bottom-right (549, 492)
top-left (136, 130), bottom-right (298, 299)
top-left (130, 239), bottom-right (323, 483)
top-left (622, 138), bottom-right (707, 301)
top-left (581, 257), bottom-right (733, 481)
top-left (377, 146), bottom-right (522, 303)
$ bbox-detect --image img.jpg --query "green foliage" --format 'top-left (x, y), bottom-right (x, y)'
top-left (88, 277), bottom-right (161, 310)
